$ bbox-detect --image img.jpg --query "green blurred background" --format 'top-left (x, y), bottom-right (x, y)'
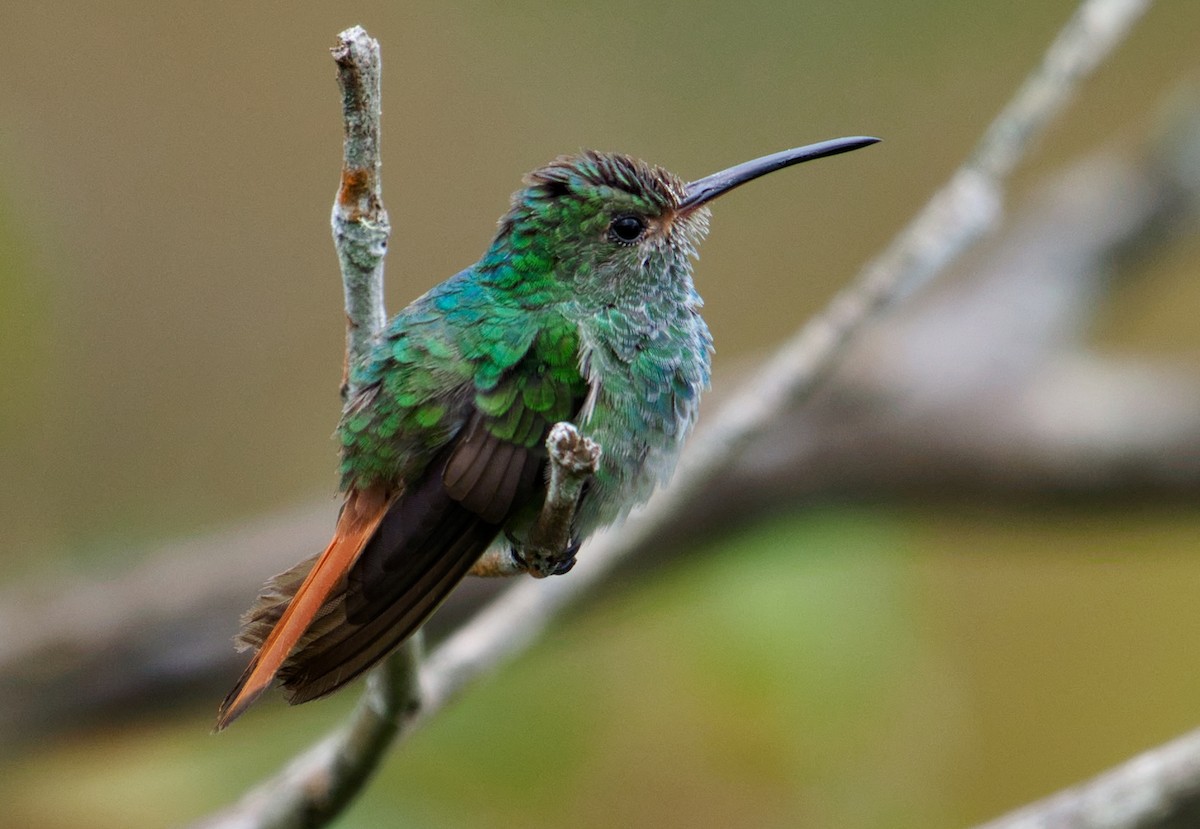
top-left (1, 2), bottom-right (1198, 827)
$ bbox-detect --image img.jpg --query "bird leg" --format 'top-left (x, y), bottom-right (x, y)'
top-left (469, 422), bottom-right (600, 578)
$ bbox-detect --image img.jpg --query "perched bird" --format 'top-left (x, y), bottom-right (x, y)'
top-left (217, 136), bottom-right (878, 729)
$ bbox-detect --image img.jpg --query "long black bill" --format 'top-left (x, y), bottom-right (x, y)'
top-left (679, 136), bottom-right (880, 211)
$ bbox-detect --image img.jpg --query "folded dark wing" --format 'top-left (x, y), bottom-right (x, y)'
top-left (270, 412), bottom-right (547, 703)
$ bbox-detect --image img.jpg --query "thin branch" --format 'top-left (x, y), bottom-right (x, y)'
top-left (189, 645), bottom-right (420, 829)
top-left (191, 26), bottom-right (412, 829)
top-left (418, 0), bottom-right (1157, 775)
top-left (331, 25), bottom-right (389, 399)
top-left (197, 22), bottom-right (602, 827)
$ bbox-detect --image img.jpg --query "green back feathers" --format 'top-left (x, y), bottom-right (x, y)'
top-left (339, 149), bottom-right (707, 501)
top-left (338, 270), bottom-right (586, 490)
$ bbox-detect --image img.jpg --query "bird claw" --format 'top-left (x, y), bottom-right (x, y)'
top-left (550, 555), bottom-right (577, 576)
top-left (508, 544), bottom-right (530, 572)
top-left (546, 535), bottom-right (581, 576)
top-left (510, 536), bottom-right (581, 579)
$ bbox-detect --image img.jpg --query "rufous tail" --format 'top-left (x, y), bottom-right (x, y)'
top-left (214, 487), bottom-right (391, 730)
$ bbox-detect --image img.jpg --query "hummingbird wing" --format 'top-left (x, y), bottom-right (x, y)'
top-left (270, 412), bottom-right (546, 706)
top-left (217, 293), bottom-right (587, 726)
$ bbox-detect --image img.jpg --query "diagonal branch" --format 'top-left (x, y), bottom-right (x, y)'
top-left (190, 2), bottom-right (1157, 826)
top-left (416, 0), bottom-right (1158, 794)
top-left (190, 653), bottom-right (420, 829)
top-left (11, 88), bottom-right (1200, 743)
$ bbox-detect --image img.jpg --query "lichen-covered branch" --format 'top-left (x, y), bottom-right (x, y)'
top-left (193, 24), bottom-right (601, 829)
top-left (189, 26), bottom-right (408, 829)
top-left (331, 25), bottom-right (389, 399)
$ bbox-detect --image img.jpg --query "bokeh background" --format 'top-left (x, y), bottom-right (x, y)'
top-left (2, 2), bottom-right (1199, 827)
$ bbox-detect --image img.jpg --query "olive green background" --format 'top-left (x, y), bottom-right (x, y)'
top-left (1, 2), bottom-right (1198, 827)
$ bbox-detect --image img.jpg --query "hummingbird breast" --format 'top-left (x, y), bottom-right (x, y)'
top-left (570, 284), bottom-right (713, 533)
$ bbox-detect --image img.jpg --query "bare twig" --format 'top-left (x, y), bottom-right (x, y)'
top-left (192, 26), bottom-right (411, 829)
top-left (189, 648), bottom-right (420, 829)
top-left (332, 25), bottom-right (389, 399)
top-left (197, 22), bottom-right (606, 827)
top-left (415, 0), bottom-right (1161, 798)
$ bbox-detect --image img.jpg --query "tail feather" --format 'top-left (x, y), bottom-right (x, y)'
top-left (278, 451), bottom-right (507, 703)
top-left (234, 553), bottom-right (319, 653)
top-left (216, 412), bottom-right (549, 728)
top-left (282, 518), bottom-right (496, 703)
top-left (215, 488), bottom-right (392, 730)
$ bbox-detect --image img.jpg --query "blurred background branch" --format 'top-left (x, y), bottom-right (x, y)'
top-left (976, 726), bottom-right (1200, 828)
top-left (6, 55), bottom-right (1200, 754)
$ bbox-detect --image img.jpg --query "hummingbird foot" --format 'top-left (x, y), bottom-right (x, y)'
top-left (508, 422), bottom-right (598, 578)
top-left (546, 423), bottom-right (602, 476)
top-left (551, 540), bottom-right (580, 575)
top-left (471, 423), bottom-right (598, 579)
top-left (508, 536), bottom-right (579, 579)
top-left (467, 536), bottom-right (580, 578)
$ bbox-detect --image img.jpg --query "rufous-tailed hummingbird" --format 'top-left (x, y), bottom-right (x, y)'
top-left (217, 136), bottom-right (878, 728)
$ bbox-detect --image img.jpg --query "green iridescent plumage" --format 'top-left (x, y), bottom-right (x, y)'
top-left (338, 150), bottom-right (713, 539)
top-left (222, 138), bottom-right (877, 717)
top-left (338, 274), bottom-right (588, 490)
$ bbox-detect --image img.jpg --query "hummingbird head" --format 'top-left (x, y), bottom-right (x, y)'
top-left (480, 137), bottom-right (880, 306)
top-left (482, 151), bottom-right (706, 306)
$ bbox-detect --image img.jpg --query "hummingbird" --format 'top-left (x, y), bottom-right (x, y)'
top-left (216, 136), bottom-right (878, 729)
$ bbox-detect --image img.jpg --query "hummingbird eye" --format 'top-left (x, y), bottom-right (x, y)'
top-left (608, 215), bottom-right (647, 245)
